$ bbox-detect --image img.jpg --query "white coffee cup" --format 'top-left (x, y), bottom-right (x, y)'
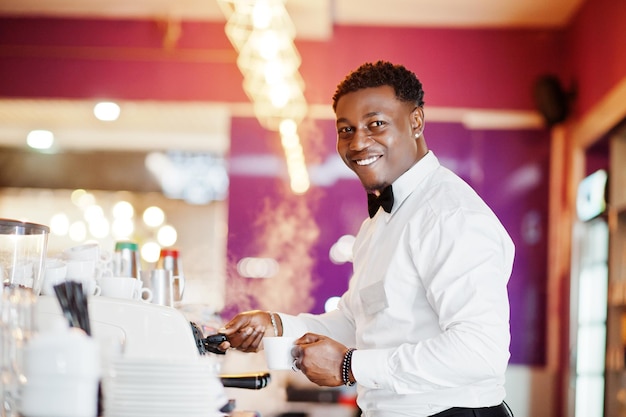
top-left (62, 242), bottom-right (101, 262)
top-left (263, 336), bottom-right (297, 370)
top-left (85, 278), bottom-right (101, 296)
top-left (65, 259), bottom-right (97, 280)
top-left (63, 243), bottom-right (113, 279)
top-left (41, 259), bottom-right (68, 296)
top-left (99, 277), bottom-right (137, 299)
top-left (65, 277), bottom-right (100, 296)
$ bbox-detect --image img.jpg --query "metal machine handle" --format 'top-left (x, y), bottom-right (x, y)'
top-left (220, 372), bottom-right (271, 390)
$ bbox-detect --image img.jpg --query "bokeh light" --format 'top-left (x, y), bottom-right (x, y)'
top-left (143, 206), bottom-right (165, 228)
top-left (49, 213), bottom-right (69, 236)
top-left (156, 224), bottom-right (177, 247)
top-left (113, 200), bottom-right (134, 220)
top-left (141, 241), bottom-right (161, 263)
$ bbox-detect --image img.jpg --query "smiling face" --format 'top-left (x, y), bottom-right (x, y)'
top-left (335, 85), bottom-right (426, 194)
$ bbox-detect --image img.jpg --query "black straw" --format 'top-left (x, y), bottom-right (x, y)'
top-left (53, 281), bottom-right (92, 336)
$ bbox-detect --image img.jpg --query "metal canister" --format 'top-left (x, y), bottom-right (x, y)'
top-left (155, 248), bottom-right (184, 302)
top-left (142, 268), bottom-right (174, 307)
top-left (113, 241), bottom-right (141, 279)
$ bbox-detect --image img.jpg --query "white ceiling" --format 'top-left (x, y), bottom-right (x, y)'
top-left (0, 0), bottom-right (584, 153)
top-left (0, 99), bottom-right (233, 153)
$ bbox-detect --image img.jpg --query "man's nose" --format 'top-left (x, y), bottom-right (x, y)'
top-left (349, 128), bottom-right (372, 151)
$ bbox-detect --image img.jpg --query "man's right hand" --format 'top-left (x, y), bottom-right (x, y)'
top-left (218, 310), bottom-right (274, 353)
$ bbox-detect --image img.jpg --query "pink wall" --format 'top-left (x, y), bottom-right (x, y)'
top-left (0, 17), bottom-right (565, 111)
top-left (298, 26), bottom-right (565, 109)
top-left (2, 2), bottom-right (623, 116)
top-left (0, 18), bottom-right (246, 102)
top-left (566, 0), bottom-right (626, 117)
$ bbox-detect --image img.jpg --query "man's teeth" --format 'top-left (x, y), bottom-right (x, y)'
top-left (356, 156), bottom-right (378, 166)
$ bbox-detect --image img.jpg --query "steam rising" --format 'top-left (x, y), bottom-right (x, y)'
top-left (225, 190), bottom-right (320, 315)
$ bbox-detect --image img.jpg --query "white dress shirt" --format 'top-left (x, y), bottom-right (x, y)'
top-left (280, 151), bottom-right (515, 417)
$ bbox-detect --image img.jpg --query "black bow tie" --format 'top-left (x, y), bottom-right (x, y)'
top-left (367, 186), bottom-right (394, 218)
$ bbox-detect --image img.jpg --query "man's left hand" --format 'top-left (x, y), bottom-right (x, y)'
top-left (292, 333), bottom-right (347, 387)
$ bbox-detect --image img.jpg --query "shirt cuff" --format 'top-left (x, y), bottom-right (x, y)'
top-left (351, 347), bottom-right (395, 390)
top-left (275, 313), bottom-right (308, 338)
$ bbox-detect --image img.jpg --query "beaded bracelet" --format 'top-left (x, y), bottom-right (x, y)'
top-left (269, 312), bottom-right (279, 337)
top-left (342, 348), bottom-right (356, 386)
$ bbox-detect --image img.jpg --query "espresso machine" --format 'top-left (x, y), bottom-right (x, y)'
top-left (0, 219), bottom-right (267, 416)
top-left (34, 294), bottom-right (270, 415)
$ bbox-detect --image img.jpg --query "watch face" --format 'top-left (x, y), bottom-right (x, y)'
top-left (576, 169), bottom-right (607, 222)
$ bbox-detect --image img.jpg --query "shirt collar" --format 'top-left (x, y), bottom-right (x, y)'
top-left (388, 150), bottom-right (440, 216)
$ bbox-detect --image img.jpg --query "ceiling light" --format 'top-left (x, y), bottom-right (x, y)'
top-left (252, 0), bottom-right (273, 29)
top-left (220, 0), bottom-right (310, 194)
top-left (94, 101), bottom-right (121, 121)
top-left (26, 129), bottom-right (54, 150)
top-left (279, 119), bottom-right (297, 135)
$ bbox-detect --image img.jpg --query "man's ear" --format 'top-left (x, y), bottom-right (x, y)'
top-left (411, 107), bottom-right (425, 138)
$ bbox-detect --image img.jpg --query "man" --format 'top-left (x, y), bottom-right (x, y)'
top-left (220, 61), bottom-right (515, 417)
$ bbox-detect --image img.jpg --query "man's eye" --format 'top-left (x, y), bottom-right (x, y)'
top-left (369, 120), bottom-right (385, 128)
top-left (338, 126), bottom-right (353, 134)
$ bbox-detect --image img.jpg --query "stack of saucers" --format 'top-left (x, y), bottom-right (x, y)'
top-left (102, 356), bottom-right (228, 417)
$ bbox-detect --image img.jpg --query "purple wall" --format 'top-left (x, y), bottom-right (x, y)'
top-left (226, 116), bottom-right (551, 366)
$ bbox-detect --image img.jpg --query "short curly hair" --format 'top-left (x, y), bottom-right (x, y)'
top-left (332, 61), bottom-right (425, 111)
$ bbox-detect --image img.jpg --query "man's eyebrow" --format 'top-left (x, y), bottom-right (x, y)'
top-left (336, 112), bottom-right (382, 125)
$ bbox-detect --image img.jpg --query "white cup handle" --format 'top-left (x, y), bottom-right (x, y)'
top-left (97, 261), bottom-right (113, 278)
top-left (173, 275), bottom-right (185, 298)
top-left (100, 250), bottom-right (112, 263)
top-left (93, 266), bottom-right (103, 279)
top-left (140, 288), bottom-right (153, 303)
top-left (93, 285), bottom-right (101, 296)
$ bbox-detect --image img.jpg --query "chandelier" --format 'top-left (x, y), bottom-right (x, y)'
top-left (219, 0), bottom-right (310, 194)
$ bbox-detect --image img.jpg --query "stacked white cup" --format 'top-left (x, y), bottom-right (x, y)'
top-left (19, 318), bottom-right (101, 417)
top-left (42, 242), bottom-right (115, 296)
top-left (42, 242), bottom-right (157, 302)
top-left (61, 243), bottom-right (112, 296)
top-left (41, 259), bottom-right (68, 296)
